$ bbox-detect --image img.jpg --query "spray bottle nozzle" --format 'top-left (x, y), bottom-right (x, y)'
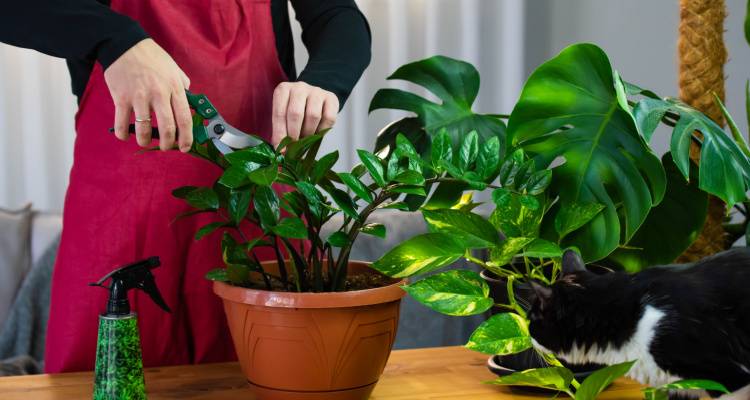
top-left (90, 256), bottom-right (171, 315)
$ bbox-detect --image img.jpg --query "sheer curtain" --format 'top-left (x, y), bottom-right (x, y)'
top-left (0, 0), bottom-right (525, 212)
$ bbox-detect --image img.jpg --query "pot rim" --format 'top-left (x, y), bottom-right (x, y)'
top-left (213, 260), bottom-right (407, 309)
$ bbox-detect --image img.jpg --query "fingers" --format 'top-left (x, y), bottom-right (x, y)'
top-left (318, 94), bottom-right (339, 132)
top-left (272, 83), bottom-right (291, 146)
top-left (132, 96), bottom-right (153, 147)
top-left (172, 87), bottom-right (193, 152)
top-left (113, 101), bottom-right (132, 141)
top-left (271, 82), bottom-right (340, 145)
top-left (301, 91), bottom-right (323, 137)
top-left (152, 91), bottom-right (176, 151)
top-left (285, 86), bottom-right (308, 141)
top-left (179, 69), bottom-right (191, 90)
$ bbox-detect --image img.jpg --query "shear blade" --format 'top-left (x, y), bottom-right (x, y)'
top-left (217, 122), bottom-right (264, 150)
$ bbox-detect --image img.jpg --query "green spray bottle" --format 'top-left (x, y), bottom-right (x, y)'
top-left (89, 256), bottom-right (171, 400)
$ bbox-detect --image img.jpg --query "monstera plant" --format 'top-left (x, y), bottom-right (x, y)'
top-left (370, 43), bottom-right (750, 397)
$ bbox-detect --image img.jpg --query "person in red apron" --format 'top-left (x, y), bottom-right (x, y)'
top-left (1, 0), bottom-right (370, 373)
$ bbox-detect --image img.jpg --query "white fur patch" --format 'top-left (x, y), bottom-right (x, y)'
top-left (542, 305), bottom-right (682, 386)
top-left (718, 383), bottom-right (750, 400)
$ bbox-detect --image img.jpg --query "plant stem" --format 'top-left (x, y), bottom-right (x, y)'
top-left (332, 191), bottom-right (387, 290)
top-left (464, 251), bottom-right (487, 268)
top-left (271, 236), bottom-right (289, 289)
top-left (235, 225), bottom-right (273, 290)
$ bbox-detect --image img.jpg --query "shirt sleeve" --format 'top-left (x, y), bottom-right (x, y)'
top-left (0, 0), bottom-right (149, 69)
top-left (289, 0), bottom-right (372, 108)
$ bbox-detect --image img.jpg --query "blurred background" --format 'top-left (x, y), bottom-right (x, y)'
top-left (1, 0), bottom-right (750, 212)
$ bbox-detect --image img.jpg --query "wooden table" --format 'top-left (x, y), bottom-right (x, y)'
top-left (0, 346), bottom-right (645, 399)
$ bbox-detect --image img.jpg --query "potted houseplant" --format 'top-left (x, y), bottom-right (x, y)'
top-left (171, 109), bottom-right (506, 397)
top-left (368, 43), bottom-right (750, 398)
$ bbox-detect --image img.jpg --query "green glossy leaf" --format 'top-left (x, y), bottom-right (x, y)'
top-left (247, 165), bottom-right (278, 186)
top-left (374, 117), bottom-right (429, 158)
top-left (607, 153), bottom-right (708, 272)
top-left (431, 129), bottom-right (453, 170)
top-left (422, 208), bottom-right (501, 248)
top-left (357, 149), bottom-right (386, 187)
top-left (574, 361), bottom-right (635, 400)
top-left (228, 190), bottom-right (252, 225)
top-left (218, 166), bottom-right (250, 188)
top-left (372, 233), bottom-right (465, 278)
top-left (715, 94), bottom-right (750, 158)
top-left (491, 191), bottom-right (544, 238)
top-left (489, 237), bottom-right (535, 266)
top-left (205, 268), bottom-right (229, 282)
top-left (466, 313), bottom-right (532, 355)
top-left (338, 172), bottom-right (374, 203)
top-left (554, 202), bottom-right (606, 241)
top-left (172, 186), bottom-right (198, 199)
top-left (459, 130), bottom-right (479, 171)
top-left (390, 186), bottom-right (426, 196)
top-left (369, 56), bottom-right (506, 156)
top-left (270, 217), bottom-right (308, 239)
top-left (403, 270), bottom-right (492, 316)
top-left (476, 136), bottom-right (501, 181)
top-left (521, 170), bottom-right (552, 195)
top-left (393, 170), bottom-right (426, 186)
top-left (522, 239), bottom-right (562, 259)
top-left (285, 134), bottom-right (323, 161)
top-left (486, 367), bottom-right (574, 391)
top-left (311, 151), bottom-right (339, 183)
top-left (658, 379), bottom-right (729, 393)
top-left (195, 221), bottom-right (228, 240)
top-left (439, 160), bottom-right (464, 179)
top-left (253, 186), bottom-right (279, 230)
top-left (280, 191), bottom-right (303, 217)
top-left (423, 180), bottom-right (468, 210)
top-left (225, 148), bottom-right (269, 168)
top-left (633, 96), bottom-right (750, 207)
top-left (185, 187), bottom-right (219, 210)
top-left (323, 185), bottom-right (359, 220)
top-left (295, 181), bottom-right (325, 219)
top-left (508, 43), bottom-right (666, 261)
top-left (498, 150), bottom-right (525, 190)
top-left (326, 231), bottom-right (350, 247)
top-left (360, 223), bottom-right (386, 238)
top-left (745, 0), bottom-right (750, 46)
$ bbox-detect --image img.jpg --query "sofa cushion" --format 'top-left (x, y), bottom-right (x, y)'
top-left (0, 205), bottom-right (33, 331)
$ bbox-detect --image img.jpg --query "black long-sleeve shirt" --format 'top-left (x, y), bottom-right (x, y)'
top-left (0, 0), bottom-right (371, 106)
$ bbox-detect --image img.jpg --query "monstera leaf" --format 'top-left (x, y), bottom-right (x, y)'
top-left (370, 55), bottom-right (506, 156)
top-left (507, 43), bottom-right (666, 262)
top-left (632, 97), bottom-right (750, 207)
top-left (607, 153), bottom-right (708, 272)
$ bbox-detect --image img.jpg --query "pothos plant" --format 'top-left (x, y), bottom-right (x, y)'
top-left (368, 43), bottom-right (750, 398)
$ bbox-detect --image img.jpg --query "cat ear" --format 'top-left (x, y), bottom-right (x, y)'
top-left (529, 281), bottom-right (553, 311)
top-left (562, 248), bottom-right (586, 276)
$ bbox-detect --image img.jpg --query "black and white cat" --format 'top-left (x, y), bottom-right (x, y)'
top-left (528, 249), bottom-right (750, 399)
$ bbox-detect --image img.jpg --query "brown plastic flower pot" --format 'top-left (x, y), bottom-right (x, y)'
top-left (213, 260), bottom-right (406, 400)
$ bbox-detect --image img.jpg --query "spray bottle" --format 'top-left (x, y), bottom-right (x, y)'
top-left (89, 256), bottom-right (171, 400)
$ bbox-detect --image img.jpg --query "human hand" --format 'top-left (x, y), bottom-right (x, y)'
top-left (105, 38), bottom-right (193, 152)
top-left (271, 82), bottom-right (339, 146)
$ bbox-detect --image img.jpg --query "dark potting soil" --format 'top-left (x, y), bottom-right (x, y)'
top-left (240, 271), bottom-right (398, 293)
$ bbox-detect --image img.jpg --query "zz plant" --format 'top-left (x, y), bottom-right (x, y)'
top-left (172, 124), bottom-right (503, 292)
top-left (369, 43), bottom-right (750, 398)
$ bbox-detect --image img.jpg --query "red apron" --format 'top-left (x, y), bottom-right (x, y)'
top-left (45, 0), bottom-right (286, 373)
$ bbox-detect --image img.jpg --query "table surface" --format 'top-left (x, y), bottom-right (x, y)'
top-left (0, 346), bottom-right (646, 399)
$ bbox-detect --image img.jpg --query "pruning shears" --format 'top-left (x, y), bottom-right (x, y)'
top-left (109, 90), bottom-right (264, 154)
